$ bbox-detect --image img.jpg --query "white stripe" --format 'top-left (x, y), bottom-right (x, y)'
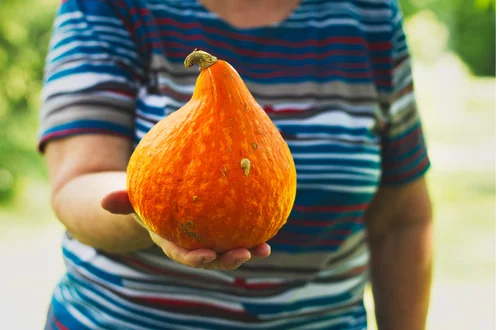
top-left (64, 238), bottom-right (148, 277)
top-left (139, 91), bottom-right (185, 108)
top-left (136, 129), bottom-right (147, 139)
top-left (295, 164), bottom-right (381, 176)
top-left (43, 73), bottom-right (132, 100)
top-left (51, 29), bottom-right (136, 49)
top-left (245, 277), bottom-right (287, 285)
top-left (46, 53), bottom-right (142, 77)
top-left (286, 139), bottom-right (380, 151)
top-left (57, 22), bottom-right (130, 37)
top-left (281, 18), bottom-right (391, 31)
top-left (294, 132), bottom-right (378, 142)
top-left (147, 3), bottom-right (218, 19)
top-left (136, 117), bottom-right (154, 129)
top-left (64, 285), bottom-right (153, 330)
top-left (297, 173), bottom-right (375, 181)
top-left (48, 40), bottom-right (139, 63)
top-left (291, 3), bottom-right (391, 20)
top-left (87, 15), bottom-right (123, 25)
top-left (54, 11), bottom-right (83, 28)
top-left (390, 91), bottom-right (415, 116)
top-left (317, 251), bottom-right (370, 278)
top-left (54, 285), bottom-right (98, 328)
top-left (90, 91), bottom-right (135, 103)
top-left (274, 111), bottom-right (374, 128)
top-left (297, 183), bottom-right (377, 193)
top-left (137, 109), bottom-right (165, 122)
top-left (271, 102), bottom-right (314, 111)
top-left (293, 152), bottom-right (379, 162)
top-left (158, 77), bottom-right (195, 94)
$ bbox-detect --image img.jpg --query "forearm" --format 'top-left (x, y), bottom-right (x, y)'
top-left (52, 171), bottom-right (153, 253)
top-left (369, 220), bottom-right (433, 330)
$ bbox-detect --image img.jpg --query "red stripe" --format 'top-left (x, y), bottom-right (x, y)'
top-left (383, 157), bottom-right (430, 183)
top-left (122, 257), bottom-right (230, 286)
top-left (271, 237), bottom-right (345, 247)
top-left (104, 89), bottom-right (136, 98)
top-left (383, 144), bottom-right (426, 170)
top-left (293, 204), bottom-right (368, 213)
top-left (288, 216), bottom-right (364, 227)
top-left (54, 317), bottom-right (69, 330)
top-left (263, 106), bottom-right (313, 114)
top-left (387, 124), bottom-right (422, 148)
top-left (153, 17), bottom-right (391, 51)
top-left (158, 34), bottom-right (388, 63)
top-left (275, 230), bottom-right (353, 241)
top-left (233, 277), bottom-right (285, 290)
top-left (42, 128), bottom-right (129, 141)
top-left (134, 296), bottom-right (247, 316)
top-left (39, 129), bottom-right (131, 152)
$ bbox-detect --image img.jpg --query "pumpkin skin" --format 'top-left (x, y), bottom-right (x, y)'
top-left (126, 50), bottom-right (297, 252)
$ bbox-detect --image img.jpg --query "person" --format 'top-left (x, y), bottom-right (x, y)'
top-left (39, 0), bottom-right (433, 329)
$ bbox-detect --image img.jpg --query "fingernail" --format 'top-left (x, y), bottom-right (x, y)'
top-left (202, 257), bottom-right (216, 264)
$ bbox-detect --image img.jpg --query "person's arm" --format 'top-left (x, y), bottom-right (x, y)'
top-left (365, 177), bottom-right (433, 330)
top-left (45, 134), bottom-right (271, 268)
top-left (46, 134), bottom-right (154, 253)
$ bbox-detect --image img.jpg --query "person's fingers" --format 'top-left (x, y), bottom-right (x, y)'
top-left (101, 190), bottom-right (134, 215)
top-left (203, 248), bottom-right (251, 271)
top-left (150, 232), bottom-right (217, 268)
top-left (249, 243), bottom-right (271, 259)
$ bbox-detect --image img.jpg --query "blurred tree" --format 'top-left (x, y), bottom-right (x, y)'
top-left (0, 0), bottom-right (56, 203)
top-left (400, 0), bottom-right (496, 77)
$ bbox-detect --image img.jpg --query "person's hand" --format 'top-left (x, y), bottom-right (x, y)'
top-left (101, 190), bottom-right (271, 270)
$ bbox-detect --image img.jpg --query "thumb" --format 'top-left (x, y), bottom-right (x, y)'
top-left (101, 190), bottom-right (135, 215)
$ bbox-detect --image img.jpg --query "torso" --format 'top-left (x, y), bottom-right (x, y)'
top-left (61, 0), bottom-right (395, 328)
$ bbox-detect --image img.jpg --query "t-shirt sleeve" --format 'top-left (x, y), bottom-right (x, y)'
top-left (379, 1), bottom-right (431, 185)
top-left (38, 0), bottom-right (146, 152)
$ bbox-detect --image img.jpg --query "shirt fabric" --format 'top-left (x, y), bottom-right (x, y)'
top-left (40, 0), bottom-right (430, 329)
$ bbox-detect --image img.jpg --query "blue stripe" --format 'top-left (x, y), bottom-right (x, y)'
top-left (50, 45), bottom-right (142, 70)
top-left (294, 190), bottom-right (373, 205)
top-left (51, 290), bottom-right (91, 329)
top-left (281, 222), bottom-right (365, 235)
top-left (293, 157), bottom-right (380, 168)
top-left (63, 248), bottom-right (123, 286)
top-left (43, 120), bottom-right (134, 137)
top-left (384, 148), bottom-right (427, 175)
top-left (46, 63), bottom-right (136, 83)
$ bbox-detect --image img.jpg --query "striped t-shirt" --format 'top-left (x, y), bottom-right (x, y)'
top-left (40, 0), bottom-right (430, 329)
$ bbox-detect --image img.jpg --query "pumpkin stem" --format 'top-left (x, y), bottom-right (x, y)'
top-left (184, 49), bottom-right (218, 71)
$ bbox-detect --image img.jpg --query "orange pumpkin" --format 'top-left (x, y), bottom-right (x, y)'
top-left (126, 50), bottom-right (297, 252)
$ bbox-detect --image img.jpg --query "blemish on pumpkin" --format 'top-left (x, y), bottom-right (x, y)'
top-left (240, 158), bottom-right (251, 176)
top-left (179, 221), bottom-right (206, 244)
top-left (193, 196), bottom-right (198, 201)
top-left (220, 166), bottom-right (228, 177)
top-left (251, 142), bottom-right (258, 150)
top-left (244, 104), bottom-right (249, 111)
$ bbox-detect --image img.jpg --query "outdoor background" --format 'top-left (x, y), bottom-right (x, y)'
top-left (0, 0), bottom-right (495, 329)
